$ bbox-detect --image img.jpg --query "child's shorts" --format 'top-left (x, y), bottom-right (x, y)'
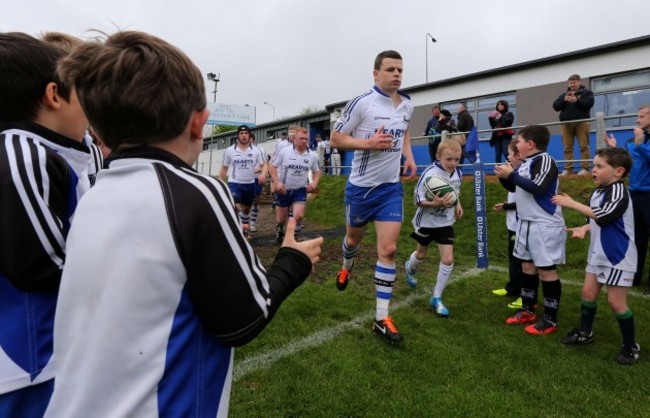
top-left (514, 220), bottom-right (566, 267)
top-left (410, 226), bottom-right (454, 246)
top-left (586, 264), bottom-right (635, 287)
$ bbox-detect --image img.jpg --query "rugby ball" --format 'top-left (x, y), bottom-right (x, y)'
top-left (424, 176), bottom-right (458, 204)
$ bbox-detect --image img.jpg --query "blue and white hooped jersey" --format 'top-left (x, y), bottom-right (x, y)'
top-left (333, 86), bottom-right (413, 187)
top-left (412, 163), bottom-right (461, 229)
top-left (222, 144), bottom-right (264, 184)
top-left (272, 146), bottom-right (319, 190)
top-left (587, 181), bottom-right (637, 272)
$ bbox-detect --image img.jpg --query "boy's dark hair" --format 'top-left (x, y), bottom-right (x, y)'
top-left (59, 31), bottom-right (206, 151)
top-left (0, 32), bottom-right (70, 122)
top-left (374, 50), bottom-right (402, 71)
top-left (595, 147), bottom-right (633, 178)
top-left (518, 125), bottom-right (550, 151)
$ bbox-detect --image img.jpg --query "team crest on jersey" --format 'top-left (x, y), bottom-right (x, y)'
top-left (304, 159), bottom-right (309, 164)
top-left (402, 116), bottom-right (411, 124)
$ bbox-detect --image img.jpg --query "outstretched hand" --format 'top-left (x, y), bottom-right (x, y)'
top-left (281, 218), bottom-right (323, 267)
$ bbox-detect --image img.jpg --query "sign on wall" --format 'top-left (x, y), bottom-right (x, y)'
top-left (206, 103), bottom-right (256, 127)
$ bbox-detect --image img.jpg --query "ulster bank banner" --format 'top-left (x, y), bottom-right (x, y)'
top-left (206, 103), bottom-right (256, 127)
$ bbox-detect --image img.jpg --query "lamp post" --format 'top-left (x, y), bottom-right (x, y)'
top-left (425, 33), bottom-right (437, 83)
top-left (263, 101), bottom-right (275, 120)
top-left (207, 72), bottom-right (220, 102)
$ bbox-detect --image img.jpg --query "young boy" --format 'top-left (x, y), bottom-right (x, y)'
top-left (494, 125), bottom-right (566, 335)
top-left (0, 33), bottom-right (91, 417)
top-left (44, 31), bottom-right (322, 417)
top-left (492, 139), bottom-right (524, 309)
top-left (552, 148), bottom-right (640, 365)
top-left (404, 139), bottom-right (463, 317)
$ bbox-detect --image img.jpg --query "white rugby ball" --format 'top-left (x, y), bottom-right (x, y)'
top-left (424, 176), bottom-right (458, 204)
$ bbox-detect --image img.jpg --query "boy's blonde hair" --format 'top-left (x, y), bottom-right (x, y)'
top-left (58, 31), bottom-right (206, 151)
top-left (437, 138), bottom-right (462, 157)
top-left (41, 32), bottom-right (82, 53)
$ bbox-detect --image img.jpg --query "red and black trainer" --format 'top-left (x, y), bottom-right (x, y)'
top-left (505, 309), bottom-right (537, 325)
top-left (373, 316), bottom-right (403, 343)
top-left (524, 318), bottom-right (558, 335)
top-left (336, 267), bottom-right (352, 291)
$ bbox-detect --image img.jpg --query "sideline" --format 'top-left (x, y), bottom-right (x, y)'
top-left (234, 265), bottom-right (650, 381)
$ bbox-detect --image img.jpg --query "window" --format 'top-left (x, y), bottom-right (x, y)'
top-left (591, 70), bottom-right (650, 128)
top-left (441, 93), bottom-right (516, 138)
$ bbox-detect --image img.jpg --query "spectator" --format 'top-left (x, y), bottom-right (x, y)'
top-left (435, 109), bottom-right (457, 139)
top-left (488, 99), bottom-right (515, 164)
top-left (552, 74), bottom-right (594, 176)
top-left (423, 105), bottom-right (441, 163)
top-left (457, 103), bottom-right (475, 163)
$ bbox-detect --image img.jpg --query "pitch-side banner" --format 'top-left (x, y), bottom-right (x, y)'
top-left (206, 103), bottom-right (256, 127)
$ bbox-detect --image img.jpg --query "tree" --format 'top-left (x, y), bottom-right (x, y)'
top-left (212, 125), bottom-right (237, 135)
top-left (300, 104), bottom-right (323, 115)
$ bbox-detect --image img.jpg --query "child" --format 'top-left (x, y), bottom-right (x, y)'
top-left (0, 33), bottom-right (91, 417)
top-left (494, 125), bottom-right (566, 335)
top-left (44, 31), bottom-right (323, 417)
top-left (492, 139), bottom-right (524, 309)
top-left (405, 139), bottom-right (463, 317)
top-left (552, 147), bottom-right (639, 365)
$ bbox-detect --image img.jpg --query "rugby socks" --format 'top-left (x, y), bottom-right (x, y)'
top-left (375, 261), bottom-right (396, 320)
top-left (250, 203), bottom-right (259, 226)
top-left (616, 309), bottom-right (636, 349)
top-left (580, 299), bottom-right (598, 333)
top-left (239, 211), bottom-right (250, 227)
top-left (433, 263), bottom-right (453, 298)
top-left (541, 279), bottom-right (561, 324)
top-left (342, 238), bottom-right (359, 270)
top-left (407, 251), bottom-right (422, 272)
top-left (520, 272), bottom-right (540, 312)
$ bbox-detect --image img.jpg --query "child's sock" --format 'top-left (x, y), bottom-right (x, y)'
top-left (541, 279), bottom-right (561, 324)
top-left (433, 263), bottom-right (453, 298)
top-left (580, 299), bottom-right (597, 334)
top-left (616, 309), bottom-right (637, 349)
top-left (520, 272), bottom-right (539, 311)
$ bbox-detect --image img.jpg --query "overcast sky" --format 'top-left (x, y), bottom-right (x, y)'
top-left (3, 0), bottom-right (649, 124)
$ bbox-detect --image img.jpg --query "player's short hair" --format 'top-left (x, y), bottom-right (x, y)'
top-left (518, 125), bottom-right (550, 151)
top-left (58, 31), bottom-right (206, 151)
top-left (595, 147), bottom-right (633, 178)
top-left (0, 32), bottom-right (70, 121)
top-left (437, 138), bottom-right (462, 156)
top-left (639, 104), bottom-right (650, 112)
top-left (568, 74), bottom-right (581, 81)
top-left (41, 32), bottom-right (82, 53)
top-left (294, 127), bottom-right (308, 135)
top-left (374, 50), bottom-right (402, 71)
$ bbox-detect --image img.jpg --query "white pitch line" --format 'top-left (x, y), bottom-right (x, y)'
top-left (234, 265), bottom-right (650, 380)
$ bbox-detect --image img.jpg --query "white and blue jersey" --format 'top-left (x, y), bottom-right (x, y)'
top-left (44, 147), bottom-right (312, 418)
top-left (0, 122), bottom-right (90, 395)
top-left (333, 86), bottom-right (413, 187)
top-left (222, 144), bottom-right (264, 184)
top-left (272, 146), bottom-right (319, 191)
top-left (587, 181), bottom-right (637, 272)
top-left (412, 163), bottom-right (462, 229)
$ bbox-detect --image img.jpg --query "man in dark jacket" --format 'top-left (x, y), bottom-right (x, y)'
top-left (457, 103), bottom-right (475, 163)
top-left (552, 74), bottom-right (594, 176)
top-left (423, 105), bottom-right (441, 163)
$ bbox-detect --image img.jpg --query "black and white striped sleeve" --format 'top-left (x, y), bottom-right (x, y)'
top-left (0, 132), bottom-right (71, 292)
top-left (592, 182), bottom-right (629, 226)
top-left (155, 164), bottom-right (312, 347)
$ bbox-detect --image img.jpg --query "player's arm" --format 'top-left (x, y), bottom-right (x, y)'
top-left (308, 157), bottom-right (321, 192)
top-left (591, 183), bottom-right (629, 225)
top-left (509, 154), bottom-right (557, 196)
top-left (401, 130), bottom-right (417, 179)
top-left (218, 165), bottom-right (228, 182)
top-left (268, 158), bottom-right (284, 194)
top-left (331, 124), bottom-right (394, 151)
top-left (257, 153), bottom-right (268, 183)
top-left (552, 193), bottom-right (594, 218)
top-left (181, 178), bottom-right (321, 347)
top-left (0, 141), bottom-right (69, 292)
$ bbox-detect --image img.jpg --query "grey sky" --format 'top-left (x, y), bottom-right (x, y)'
top-left (3, 0), bottom-right (649, 124)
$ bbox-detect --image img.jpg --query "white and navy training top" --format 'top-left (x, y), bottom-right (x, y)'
top-left (272, 146), bottom-right (320, 190)
top-left (333, 86), bottom-right (413, 187)
top-left (44, 147), bottom-right (311, 418)
top-left (0, 121), bottom-right (90, 395)
top-left (412, 162), bottom-right (462, 229)
top-left (587, 181), bottom-right (637, 273)
top-left (222, 143), bottom-right (265, 184)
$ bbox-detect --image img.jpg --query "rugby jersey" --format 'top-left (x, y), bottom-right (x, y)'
top-left (0, 121), bottom-right (90, 394)
top-left (83, 132), bottom-right (104, 186)
top-left (412, 162), bottom-right (462, 229)
top-left (44, 147), bottom-right (312, 417)
top-left (505, 191), bottom-right (517, 232)
top-left (333, 86), bottom-right (413, 187)
top-left (500, 151), bottom-right (564, 225)
top-left (222, 143), bottom-right (265, 184)
top-left (272, 145), bottom-right (319, 190)
top-left (587, 181), bottom-right (637, 272)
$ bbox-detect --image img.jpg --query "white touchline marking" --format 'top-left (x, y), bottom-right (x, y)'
top-left (233, 265), bottom-right (649, 381)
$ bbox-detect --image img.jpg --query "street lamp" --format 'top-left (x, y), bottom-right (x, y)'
top-left (425, 33), bottom-right (437, 83)
top-left (207, 72), bottom-right (220, 102)
top-left (263, 101), bottom-right (275, 120)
